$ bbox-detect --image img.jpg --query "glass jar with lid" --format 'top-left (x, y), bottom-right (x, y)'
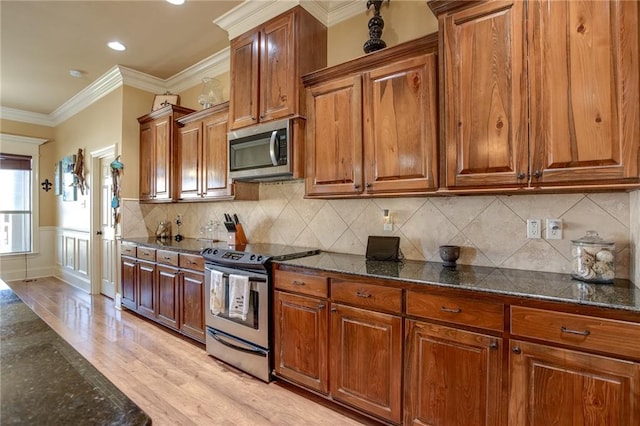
top-left (570, 231), bottom-right (615, 283)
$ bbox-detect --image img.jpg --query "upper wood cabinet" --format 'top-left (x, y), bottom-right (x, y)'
top-left (431, 0), bottom-right (640, 192)
top-left (228, 6), bottom-right (327, 130)
top-left (304, 35), bottom-right (439, 198)
top-left (176, 103), bottom-right (233, 201)
top-left (138, 105), bottom-right (194, 202)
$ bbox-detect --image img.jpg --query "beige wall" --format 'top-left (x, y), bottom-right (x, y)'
top-left (179, 71), bottom-right (230, 110)
top-left (327, 1), bottom-right (438, 66)
top-left (54, 89), bottom-right (123, 231)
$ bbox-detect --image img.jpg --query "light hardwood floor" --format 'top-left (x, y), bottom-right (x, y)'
top-left (7, 277), bottom-right (375, 426)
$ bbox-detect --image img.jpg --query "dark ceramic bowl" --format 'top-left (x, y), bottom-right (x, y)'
top-left (439, 245), bottom-right (460, 267)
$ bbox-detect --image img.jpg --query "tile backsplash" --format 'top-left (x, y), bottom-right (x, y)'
top-left (122, 181), bottom-right (636, 284)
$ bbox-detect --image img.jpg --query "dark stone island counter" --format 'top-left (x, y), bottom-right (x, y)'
top-left (0, 283), bottom-right (151, 425)
top-left (275, 251), bottom-right (640, 314)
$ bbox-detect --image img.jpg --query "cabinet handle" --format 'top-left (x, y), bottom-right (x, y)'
top-left (187, 260), bottom-right (197, 265)
top-left (365, 182), bottom-right (372, 188)
top-left (512, 346), bottom-right (522, 354)
top-left (354, 183), bottom-right (361, 189)
top-left (560, 326), bottom-right (590, 337)
top-left (440, 306), bottom-right (462, 313)
top-left (489, 341), bottom-right (499, 350)
top-left (318, 304), bottom-right (325, 310)
top-left (330, 307), bottom-right (337, 312)
top-left (292, 280), bottom-right (305, 286)
top-left (163, 256), bottom-right (172, 260)
top-left (517, 172), bottom-right (526, 180)
top-left (533, 170), bottom-right (542, 178)
top-left (355, 291), bottom-right (371, 298)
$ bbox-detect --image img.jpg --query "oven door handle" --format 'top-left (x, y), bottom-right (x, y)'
top-left (207, 328), bottom-right (267, 357)
top-left (205, 264), bottom-right (267, 282)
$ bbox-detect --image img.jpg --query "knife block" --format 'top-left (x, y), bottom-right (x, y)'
top-left (227, 224), bottom-right (248, 246)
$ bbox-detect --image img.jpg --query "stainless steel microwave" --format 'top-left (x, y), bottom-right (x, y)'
top-left (228, 118), bottom-right (293, 181)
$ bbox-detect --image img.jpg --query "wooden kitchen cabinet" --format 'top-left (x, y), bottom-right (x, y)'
top-left (119, 246), bottom-right (205, 343)
top-left (138, 105), bottom-right (194, 202)
top-left (509, 340), bottom-right (640, 425)
top-left (431, 0), bottom-right (640, 192)
top-left (304, 35), bottom-right (439, 198)
top-left (176, 103), bottom-right (233, 201)
top-left (120, 252), bottom-right (137, 311)
top-left (404, 320), bottom-right (503, 426)
top-left (405, 290), bottom-right (505, 426)
top-left (228, 6), bottom-right (327, 130)
top-left (330, 303), bottom-right (402, 424)
top-left (509, 306), bottom-right (640, 425)
top-left (273, 291), bottom-right (329, 394)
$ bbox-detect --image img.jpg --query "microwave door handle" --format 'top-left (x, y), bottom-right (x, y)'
top-left (269, 130), bottom-right (278, 166)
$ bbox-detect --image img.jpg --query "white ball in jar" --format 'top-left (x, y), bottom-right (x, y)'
top-left (595, 249), bottom-right (614, 263)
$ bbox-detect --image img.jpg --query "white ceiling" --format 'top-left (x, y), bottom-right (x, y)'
top-left (0, 0), bottom-right (361, 123)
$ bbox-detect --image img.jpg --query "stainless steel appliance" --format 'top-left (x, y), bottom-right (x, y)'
top-left (201, 243), bottom-right (318, 382)
top-left (228, 118), bottom-right (293, 181)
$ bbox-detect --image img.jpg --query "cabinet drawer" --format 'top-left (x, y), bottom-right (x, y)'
top-left (121, 244), bottom-right (136, 257)
top-left (137, 247), bottom-right (156, 261)
top-left (179, 253), bottom-right (204, 271)
top-left (331, 280), bottom-right (402, 314)
top-left (157, 250), bottom-right (179, 267)
top-left (511, 306), bottom-right (640, 360)
top-left (274, 269), bottom-right (328, 298)
top-left (406, 291), bottom-right (504, 332)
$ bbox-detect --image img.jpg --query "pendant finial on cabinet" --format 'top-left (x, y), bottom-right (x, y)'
top-left (363, 0), bottom-right (389, 54)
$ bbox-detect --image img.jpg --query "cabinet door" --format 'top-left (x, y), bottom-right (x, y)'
top-left (121, 256), bottom-right (137, 310)
top-left (152, 116), bottom-right (172, 200)
top-left (176, 121), bottom-right (202, 200)
top-left (305, 75), bottom-right (363, 196)
top-left (441, 1), bottom-right (528, 189)
top-left (229, 31), bottom-right (260, 129)
top-left (364, 54), bottom-right (438, 194)
top-left (156, 264), bottom-right (180, 330)
top-left (330, 304), bottom-right (402, 424)
top-left (274, 291), bottom-right (329, 394)
top-left (139, 121), bottom-right (155, 201)
top-left (202, 109), bottom-right (232, 199)
top-left (528, 0), bottom-right (639, 186)
top-left (260, 12), bottom-right (295, 123)
top-left (180, 269), bottom-right (205, 343)
top-left (137, 260), bottom-right (156, 318)
top-left (509, 339), bottom-right (640, 426)
top-left (405, 320), bottom-right (503, 426)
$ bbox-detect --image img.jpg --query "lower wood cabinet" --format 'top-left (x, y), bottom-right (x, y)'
top-left (404, 320), bottom-right (503, 426)
top-left (119, 245), bottom-right (205, 343)
top-left (508, 339), bottom-right (640, 425)
top-left (330, 303), bottom-right (403, 424)
top-left (273, 290), bottom-right (328, 394)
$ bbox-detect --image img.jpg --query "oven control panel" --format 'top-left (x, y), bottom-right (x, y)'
top-left (201, 248), bottom-right (268, 268)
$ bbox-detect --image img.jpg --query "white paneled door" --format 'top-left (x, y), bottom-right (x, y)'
top-left (99, 155), bottom-right (116, 298)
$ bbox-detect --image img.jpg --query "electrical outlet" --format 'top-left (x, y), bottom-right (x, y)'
top-left (527, 219), bottom-right (542, 239)
top-left (546, 219), bottom-right (563, 239)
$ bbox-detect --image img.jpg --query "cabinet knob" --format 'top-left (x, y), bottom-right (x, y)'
top-left (330, 307), bottom-right (337, 312)
top-left (533, 170), bottom-right (542, 178)
top-left (354, 183), bottom-right (361, 189)
top-left (292, 280), bottom-right (305, 286)
top-left (365, 182), bottom-right (372, 188)
top-left (355, 291), bottom-right (371, 298)
top-left (517, 172), bottom-right (526, 180)
top-left (489, 341), bottom-right (499, 350)
top-left (512, 346), bottom-right (522, 354)
top-left (318, 304), bottom-right (325, 310)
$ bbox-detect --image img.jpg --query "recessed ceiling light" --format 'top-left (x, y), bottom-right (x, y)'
top-left (166, 0), bottom-right (185, 4)
top-left (69, 69), bottom-right (84, 78)
top-left (108, 41), bottom-right (126, 51)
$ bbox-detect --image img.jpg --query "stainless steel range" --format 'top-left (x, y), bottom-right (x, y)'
top-left (201, 243), bottom-right (319, 382)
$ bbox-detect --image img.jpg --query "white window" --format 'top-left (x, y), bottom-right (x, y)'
top-left (0, 134), bottom-right (46, 255)
top-left (0, 154), bottom-right (32, 253)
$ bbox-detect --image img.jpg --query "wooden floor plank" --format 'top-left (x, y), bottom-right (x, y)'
top-left (6, 277), bottom-right (375, 426)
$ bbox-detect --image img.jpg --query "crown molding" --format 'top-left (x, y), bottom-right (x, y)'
top-left (214, 0), bottom-right (363, 39)
top-left (0, 133), bottom-right (49, 145)
top-left (166, 47), bottom-right (230, 93)
top-left (0, 107), bottom-right (55, 127)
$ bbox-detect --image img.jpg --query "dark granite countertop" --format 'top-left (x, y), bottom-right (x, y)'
top-left (122, 237), bottom-right (216, 254)
top-left (275, 251), bottom-right (640, 313)
top-left (0, 285), bottom-right (152, 425)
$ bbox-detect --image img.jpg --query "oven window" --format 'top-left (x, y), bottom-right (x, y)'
top-left (217, 281), bottom-right (259, 329)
